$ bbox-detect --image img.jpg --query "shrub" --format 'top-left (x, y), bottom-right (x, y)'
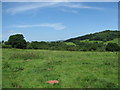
top-left (2, 44), bottom-right (12, 48)
top-left (105, 43), bottom-right (120, 51)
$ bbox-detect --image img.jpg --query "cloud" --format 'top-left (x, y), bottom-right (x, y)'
top-left (2, 0), bottom-right (120, 2)
top-left (60, 8), bottom-right (78, 14)
top-left (6, 2), bottom-right (104, 15)
top-left (63, 3), bottom-right (103, 10)
top-left (12, 23), bottom-right (66, 30)
top-left (6, 2), bottom-right (59, 15)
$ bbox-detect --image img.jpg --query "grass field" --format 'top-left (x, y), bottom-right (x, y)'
top-left (2, 49), bottom-right (118, 88)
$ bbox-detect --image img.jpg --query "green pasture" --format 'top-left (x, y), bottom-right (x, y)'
top-left (2, 49), bottom-right (118, 88)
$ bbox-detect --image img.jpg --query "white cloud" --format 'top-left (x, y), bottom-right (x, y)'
top-left (6, 2), bottom-right (59, 15)
top-left (12, 23), bottom-right (66, 30)
top-left (63, 3), bottom-right (103, 10)
top-left (60, 8), bottom-right (78, 13)
top-left (5, 2), bottom-right (105, 15)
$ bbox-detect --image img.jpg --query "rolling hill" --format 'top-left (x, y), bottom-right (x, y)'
top-left (65, 30), bottom-right (120, 42)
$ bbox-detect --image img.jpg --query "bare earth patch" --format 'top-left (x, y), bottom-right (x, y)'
top-left (47, 80), bottom-right (59, 85)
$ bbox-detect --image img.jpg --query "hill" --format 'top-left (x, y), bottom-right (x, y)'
top-left (2, 30), bottom-right (120, 51)
top-left (65, 30), bottom-right (120, 42)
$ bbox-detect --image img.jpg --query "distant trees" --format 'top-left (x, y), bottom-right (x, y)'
top-left (1, 30), bottom-right (120, 51)
top-left (105, 43), bottom-right (120, 51)
top-left (27, 41), bottom-right (49, 49)
top-left (65, 30), bottom-right (120, 42)
top-left (72, 41), bottom-right (105, 51)
top-left (7, 34), bottom-right (27, 49)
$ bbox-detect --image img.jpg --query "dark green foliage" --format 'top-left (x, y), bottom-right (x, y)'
top-left (7, 34), bottom-right (27, 49)
top-left (27, 41), bottom-right (49, 49)
top-left (4, 41), bottom-right (9, 45)
top-left (105, 43), bottom-right (120, 51)
top-left (3, 30), bottom-right (120, 51)
top-left (65, 45), bottom-right (79, 51)
top-left (49, 41), bottom-right (66, 50)
top-left (2, 44), bottom-right (12, 48)
top-left (0, 41), bottom-right (1, 48)
top-left (65, 30), bottom-right (120, 42)
top-left (2, 40), bottom-right (4, 43)
top-left (27, 41), bottom-right (66, 50)
top-left (26, 40), bottom-right (107, 51)
top-left (72, 41), bottom-right (105, 51)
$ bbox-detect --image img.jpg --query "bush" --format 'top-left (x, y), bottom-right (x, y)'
top-left (105, 43), bottom-right (120, 51)
top-left (2, 44), bottom-right (12, 48)
top-left (65, 45), bottom-right (79, 51)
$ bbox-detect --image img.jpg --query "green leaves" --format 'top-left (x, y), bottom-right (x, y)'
top-left (8, 34), bottom-right (27, 49)
top-left (106, 43), bottom-right (120, 51)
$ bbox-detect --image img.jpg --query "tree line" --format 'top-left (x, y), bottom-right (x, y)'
top-left (65, 30), bottom-right (120, 42)
top-left (1, 33), bottom-right (120, 52)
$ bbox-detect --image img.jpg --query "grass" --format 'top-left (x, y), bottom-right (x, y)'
top-left (80, 39), bottom-right (103, 43)
top-left (65, 42), bottom-right (76, 46)
top-left (104, 38), bottom-right (120, 46)
top-left (79, 38), bottom-right (120, 46)
top-left (2, 49), bottom-right (118, 88)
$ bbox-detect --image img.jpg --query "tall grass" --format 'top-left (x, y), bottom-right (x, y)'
top-left (4, 49), bottom-right (47, 60)
top-left (9, 51), bottom-right (40, 60)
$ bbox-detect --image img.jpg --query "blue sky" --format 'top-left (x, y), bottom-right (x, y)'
top-left (2, 2), bottom-right (118, 41)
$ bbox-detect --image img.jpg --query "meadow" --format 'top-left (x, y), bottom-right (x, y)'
top-left (2, 49), bottom-right (118, 88)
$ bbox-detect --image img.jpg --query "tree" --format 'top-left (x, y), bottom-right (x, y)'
top-left (2, 40), bottom-right (4, 43)
top-left (8, 34), bottom-right (27, 49)
top-left (105, 43), bottom-right (120, 51)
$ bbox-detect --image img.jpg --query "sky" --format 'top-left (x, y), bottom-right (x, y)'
top-left (2, 2), bottom-right (118, 42)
